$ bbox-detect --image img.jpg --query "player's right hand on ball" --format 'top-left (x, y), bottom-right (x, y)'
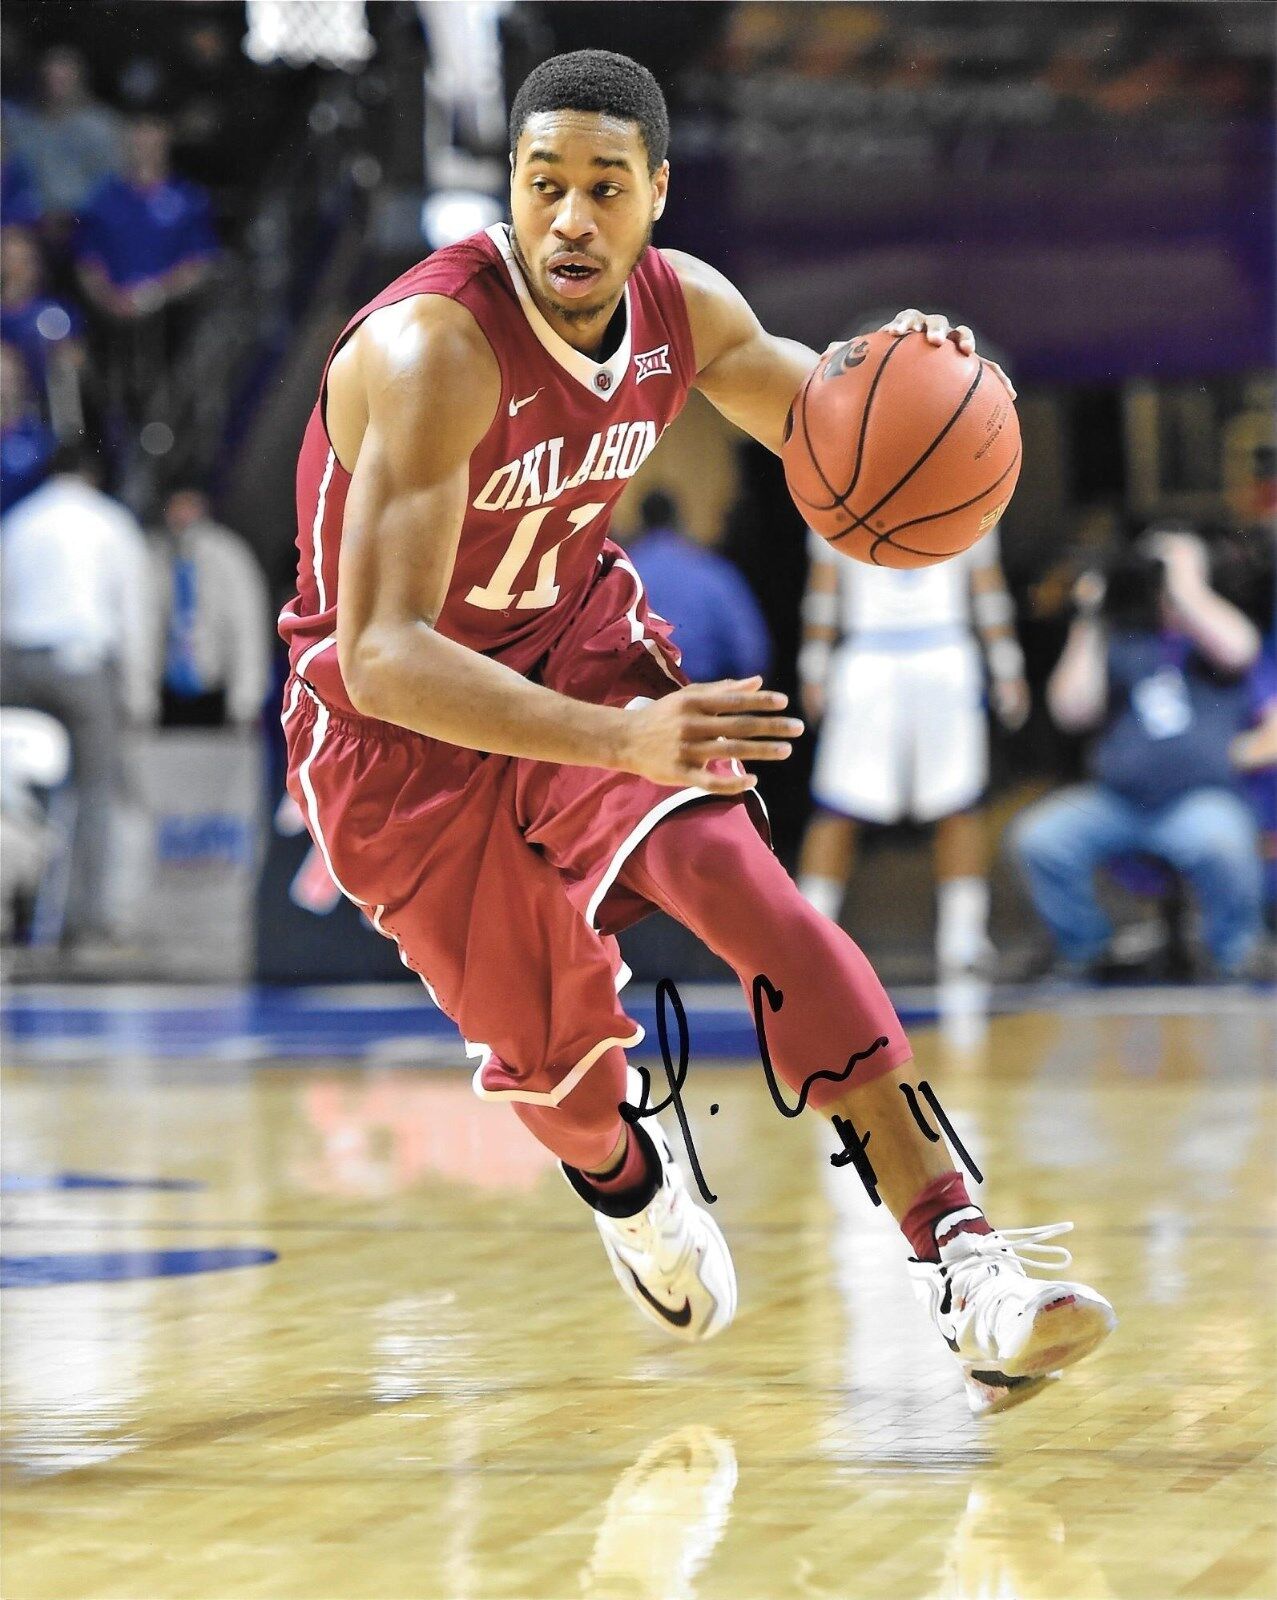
top-left (620, 676), bottom-right (803, 795)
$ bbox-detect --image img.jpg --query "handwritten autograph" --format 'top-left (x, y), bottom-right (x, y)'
top-left (620, 976), bottom-right (982, 1206)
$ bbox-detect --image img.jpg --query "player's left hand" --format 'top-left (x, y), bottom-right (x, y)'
top-left (881, 310), bottom-right (1017, 399)
top-left (991, 676), bottom-right (1031, 732)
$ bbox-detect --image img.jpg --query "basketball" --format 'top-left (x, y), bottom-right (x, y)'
top-left (782, 330), bottom-right (1022, 568)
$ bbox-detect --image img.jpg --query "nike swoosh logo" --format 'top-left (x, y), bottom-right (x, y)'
top-left (508, 388), bottom-right (543, 417)
top-left (627, 1266), bottom-right (693, 1328)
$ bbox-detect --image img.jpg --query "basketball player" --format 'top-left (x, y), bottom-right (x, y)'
top-left (280, 50), bottom-right (1114, 1416)
top-left (796, 520), bottom-right (1029, 975)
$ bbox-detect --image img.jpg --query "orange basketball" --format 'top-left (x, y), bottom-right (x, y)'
top-left (781, 330), bottom-right (1021, 568)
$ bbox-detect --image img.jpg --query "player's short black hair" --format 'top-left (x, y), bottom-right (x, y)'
top-left (509, 50), bottom-right (669, 173)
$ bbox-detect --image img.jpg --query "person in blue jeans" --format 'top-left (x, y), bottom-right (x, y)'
top-left (1013, 530), bottom-right (1266, 979)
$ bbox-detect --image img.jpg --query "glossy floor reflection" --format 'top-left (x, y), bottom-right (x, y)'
top-left (2, 989), bottom-right (1274, 1599)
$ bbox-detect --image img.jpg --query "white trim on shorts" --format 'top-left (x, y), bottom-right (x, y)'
top-left (310, 448), bottom-right (337, 612)
top-left (296, 692), bottom-right (361, 904)
top-left (612, 553), bottom-right (683, 683)
top-left (469, 1023), bottom-right (646, 1107)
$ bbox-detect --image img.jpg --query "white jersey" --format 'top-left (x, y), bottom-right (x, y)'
top-left (811, 529), bottom-right (1000, 646)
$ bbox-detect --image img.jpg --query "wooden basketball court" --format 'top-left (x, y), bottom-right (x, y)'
top-left (3, 984), bottom-right (1274, 1599)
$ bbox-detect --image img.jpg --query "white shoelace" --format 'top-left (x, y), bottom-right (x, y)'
top-left (989, 1222), bottom-right (1075, 1273)
top-left (945, 1224), bottom-right (1077, 1356)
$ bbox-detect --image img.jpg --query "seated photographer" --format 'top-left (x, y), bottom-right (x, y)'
top-left (1011, 529), bottom-right (1266, 980)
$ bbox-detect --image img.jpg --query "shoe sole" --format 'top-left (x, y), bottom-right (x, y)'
top-left (1000, 1292), bottom-right (1117, 1379)
top-left (967, 1370), bottom-right (1059, 1417)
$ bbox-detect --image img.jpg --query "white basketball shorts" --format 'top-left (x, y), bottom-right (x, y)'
top-left (811, 638), bottom-right (988, 824)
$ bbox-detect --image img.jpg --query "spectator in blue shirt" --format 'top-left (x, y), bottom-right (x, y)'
top-left (0, 148), bottom-right (42, 230)
top-left (1233, 641), bottom-right (1277, 918)
top-left (73, 115), bottom-right (218, 322)
top-left (627, 490), bottom-right (772, 685)
top-left (4, 50), bottom-right (122, 221)
top-left (0, 342), bottom-right (57, 515)
top-left (0, 226), bottom-right (84, 407)
top-left (1012, 531), bottom-right (1266, 979)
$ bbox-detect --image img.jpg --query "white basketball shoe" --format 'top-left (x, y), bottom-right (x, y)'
top-left (561, 1090), bottom-right (737, 1343)
top-left (909, 1222), bottom-right (1116, 1416)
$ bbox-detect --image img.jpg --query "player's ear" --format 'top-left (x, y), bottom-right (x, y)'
top-left (651, 160), bottom-right (670, 222)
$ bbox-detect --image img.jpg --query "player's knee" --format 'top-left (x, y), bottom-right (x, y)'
top-left (681, 803), bottom-right (777, 897)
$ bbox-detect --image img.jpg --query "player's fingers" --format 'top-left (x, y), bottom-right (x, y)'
top-left (882, 314), bottom-right (923, 338)
top-left (686, 715), bottom-right (804, 741)
top-left (685, 685), bottom-right (788, 714)
top-left (689, 766), bottom-right (757, 795)
top-left (685, 739), bottom-right (793, 764)
top-left (922, 313), bottom-right (951, 346)
top-left (950, 323), bottom-right (975, 355)
top-left (686, 675), bottom-right (763, 701)
top-left (987, 359), bottom-right (1018, 400)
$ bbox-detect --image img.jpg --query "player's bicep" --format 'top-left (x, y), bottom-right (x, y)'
top-left (336, 309), bottom-right (497, 684)
top-left (338, 424), bottom-right (468, 646)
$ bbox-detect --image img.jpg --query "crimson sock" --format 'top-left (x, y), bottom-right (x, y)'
top-left (901, 1171), bottom-right (993, 1262)
top-left (585, 1127), bottom-right (652, 1197)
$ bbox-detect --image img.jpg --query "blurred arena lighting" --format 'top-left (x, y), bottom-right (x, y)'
top-left (243, 0), bottom-right (375, 71)
top-left (34, 306), bottom-right (72, 343)
top-left (139, 422), bottom-right (175, 458)
top-left (417, 1), bottom-right (508, 195)
top-left (350, 155), bottom-right (384, 192)
top-left (422, 190), bottom-right (505, 251)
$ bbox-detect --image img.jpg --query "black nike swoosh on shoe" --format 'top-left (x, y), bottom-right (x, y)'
top-left (969, 1368), bottom-right (1038, 1390)
top-left (627, 1266), bottom-right (693, 1328)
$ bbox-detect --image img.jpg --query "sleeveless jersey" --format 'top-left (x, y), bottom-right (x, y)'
top-left (280, 224), bottom-right (696, 715)
top-left (810, 527), bottom-right (1000, 647)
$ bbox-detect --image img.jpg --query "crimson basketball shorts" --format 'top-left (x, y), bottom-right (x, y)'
top-left (282, 547), bottom-right (769, 1106)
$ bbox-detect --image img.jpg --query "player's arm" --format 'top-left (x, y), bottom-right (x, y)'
top-left (665, 251), bottom-right (996, 455)
top-left (666, 250), bottom-right (816, 454)
top-left (797, 533), bottom-right (840, 723)
top-left (334, 298), bottom-right (798, 792)
top-left (969, 529), bottom-right (1030, 731)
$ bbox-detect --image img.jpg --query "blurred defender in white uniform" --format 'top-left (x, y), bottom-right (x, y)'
top-left (797, 527), bottom-right (1029, 974)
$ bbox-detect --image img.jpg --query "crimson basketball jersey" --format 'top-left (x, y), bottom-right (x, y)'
top-left (281, 224), bottom-right (696, 714)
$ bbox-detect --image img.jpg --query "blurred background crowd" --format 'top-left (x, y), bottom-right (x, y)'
top-left (1, 0), bottom-right (1273, 989)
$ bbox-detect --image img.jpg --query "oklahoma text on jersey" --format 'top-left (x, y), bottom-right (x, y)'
top-left (473, 421), bottom-right (660, 513)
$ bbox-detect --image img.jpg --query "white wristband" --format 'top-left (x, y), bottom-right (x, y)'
top-left (798, 639), bottom-right (833, 686)
top-left (802, 591), bottom-right (839, 627)
top-left (972, 586), bottom-right (1015, 629)
top-left (987, 635), bottom-right (1025, 683)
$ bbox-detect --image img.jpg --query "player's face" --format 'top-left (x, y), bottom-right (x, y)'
top-left (510, 111), bottom-right (668, 344)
